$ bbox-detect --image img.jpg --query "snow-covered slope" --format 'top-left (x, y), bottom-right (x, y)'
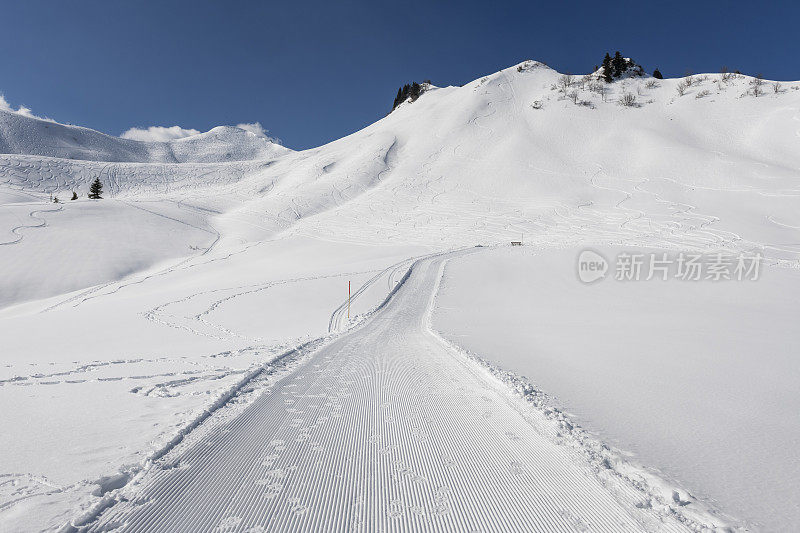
top-left (433, 246), bottom-right (800, 532)
top-left (0, 109), bottom-right (290, 163)
top-left (218, 60), bottom-right (800, 262)
top-left (1, 60), bottom-right (799, 532)
top-left (4, 60), bottom-right (799, 262)
top-left (0, 111), bottom-right (291, 307)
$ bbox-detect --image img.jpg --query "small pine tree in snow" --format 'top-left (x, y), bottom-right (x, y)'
top-left (71, 191), bottom-right (78, 201)
top-left (653, 69), bottom-right (663, 79)
top-left (409, 82), bottom-right (422, 100)
top-left (391, 82), bottom-right (426, 111)
top-left (601, 53), bottom-right (613, 83)
top-left (88, 178), bottom-right (103, 199)
top-left (612, 51), bottom-right (626, 78)
top-left (393, 87), bottom-right (403, 109)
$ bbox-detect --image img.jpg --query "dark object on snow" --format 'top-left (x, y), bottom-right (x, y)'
top-left (392, 82), bottom-right (424, 111)
top-left (653, 69), bottom-right (663, 79)
top-left (601, 53), bottom-right (613, 83)
top-left (599, 51), bottom-right (643, 81)
top-left (612, 51), bottom-right (627, 78)
top-left (88, 178), bottom-right (103, 199)
top-left (71, 191), bottom-right (78, 200)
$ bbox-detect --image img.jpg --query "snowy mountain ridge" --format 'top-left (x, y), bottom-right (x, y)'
top-left (0, 108), bottom-right (290, 163)
top-left (3, 59), bottom-right (799, 253)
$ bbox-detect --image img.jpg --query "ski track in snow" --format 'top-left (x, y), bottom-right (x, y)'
top-left (0, 204), bottom-right (63, 245)
top-left (143, 269), bottom-right (383, 343)
top-left (78, 251), bottom-right (696, 533)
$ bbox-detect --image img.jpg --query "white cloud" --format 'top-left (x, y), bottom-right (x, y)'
top-left (119, 122), bottom-right (282, 145)
top-left (15, 106), bottom-right (37, 118)
top-left (120, 125), bottom-right (201, 142)
top-left (236, 122), bottom-right (281, 144)
top-left (235, 121), bottom-right (267, 137)
top-left (0, 94), bottom-right (13, 112)
top-left (0, 93), bottom-right (50, 120)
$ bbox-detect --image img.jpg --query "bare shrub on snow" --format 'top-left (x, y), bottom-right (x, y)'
top-left (567, 90), bottom-right (579, 104)
top-left (644, 79), bottom-right (659, 89)
top-left (558, 74), bottom-right (574, 92)
top-left (773, 82), bottom-right (782, 94)
top-left (619, 93), bottom-right (637, 107)
top-left (695, 89), bottom-right (711, 99)
top-left (531, 100), bottom-right (543, 110)
top-left (750, 74), bottom-right (764, 97)
top-left (676, 80), bottom-right (689, 96)
top-left (588, 81), bottom-right (608, 102)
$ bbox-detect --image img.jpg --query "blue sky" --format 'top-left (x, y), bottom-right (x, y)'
top-left (0, 0), bottom-right (796, 149)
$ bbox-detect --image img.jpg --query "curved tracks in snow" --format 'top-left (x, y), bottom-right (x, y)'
top-left (327, 255), bottom-right (425, 334)
top-left (0, 204), bottom-right (63, 246)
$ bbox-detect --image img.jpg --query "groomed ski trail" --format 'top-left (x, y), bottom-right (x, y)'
top-left (84, 251), bottom-right (690, 533)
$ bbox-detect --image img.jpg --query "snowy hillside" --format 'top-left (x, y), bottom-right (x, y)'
top-left (222, 60), bottom-right (800, 260)
top-left (4, 60), bottom-right (800, 260)
top-left (1, 60), bottom-right (799, 532)
top-left (0, 109), bottom-right (290, 163)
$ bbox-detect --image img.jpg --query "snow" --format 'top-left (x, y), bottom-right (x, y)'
top-left (83, 252), bottom-right (699, 532)
top-left (432, 246), bottom-right (800, 531)
top-left (0, 199), bottom-right (217, 307)
top-left (0, 110), bottom-right (290, 163)
top-left (1, 60), bottom-right (799, 531)
top-left (0, 236), bottom-right (424, 531)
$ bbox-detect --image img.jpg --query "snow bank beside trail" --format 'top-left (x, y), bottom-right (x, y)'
top-left (432, 246), bottom-right (800, 531)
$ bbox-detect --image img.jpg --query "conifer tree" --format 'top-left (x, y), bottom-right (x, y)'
top-left (409, 82), bottom-right (421, 100)
top-left (612, 51), bottom-right (626, 77)
top-left (88, 178), bottom-right (103, 199)
top-left (393, 84), bottom-right (410, 110)
top-left (392, 82), bottom-right (426, 111)
top-left (393, 87), bottom-right (403, 109)
top-left (601, 53), bottom-right (613, 83)
top-left (653, 68), bottom-right (663, 79)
